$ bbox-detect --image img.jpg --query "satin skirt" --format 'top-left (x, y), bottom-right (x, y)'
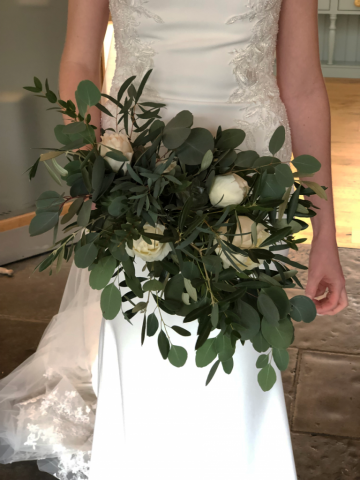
top-left (89, 258), bottom-right (297, 480)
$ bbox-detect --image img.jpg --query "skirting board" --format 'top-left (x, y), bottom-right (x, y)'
top-left (0, 204), bottom-right (72, 266)
top-left (321, 64), bottom-right (360, 79)
top-left (0, 225), bottom-right (61, 266)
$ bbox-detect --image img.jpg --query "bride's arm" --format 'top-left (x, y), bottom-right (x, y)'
top-left (276, 0), bottom-right (347, 315)
top-left (59, 0), bottom-right (109, 140)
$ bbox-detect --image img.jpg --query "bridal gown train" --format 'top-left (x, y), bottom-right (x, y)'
top-left (0, 0), bottom-right (298, 479)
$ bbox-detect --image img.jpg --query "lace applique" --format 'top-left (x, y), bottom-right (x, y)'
top-left (226, 0), bottom-right (292, 161)
top-left (15, 377), bottom-right (95, 479)
top-left (103, 0), bottom-right (164, 131)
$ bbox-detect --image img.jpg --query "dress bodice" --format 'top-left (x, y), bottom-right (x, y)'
top-left (104, 0), bottom-right (292, 161)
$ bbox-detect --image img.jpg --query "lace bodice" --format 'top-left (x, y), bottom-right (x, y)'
top-left (105, 0), bottom-right (291, 161)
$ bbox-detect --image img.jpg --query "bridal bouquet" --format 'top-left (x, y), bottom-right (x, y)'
top-left (25, 70), bottom-right (326, 391)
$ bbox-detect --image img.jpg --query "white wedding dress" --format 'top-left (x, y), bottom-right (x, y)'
top-left (0, 0), bottom-right (297, 479)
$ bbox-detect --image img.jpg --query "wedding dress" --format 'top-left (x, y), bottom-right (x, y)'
top-left (0, 0), bottom-right (297, 479)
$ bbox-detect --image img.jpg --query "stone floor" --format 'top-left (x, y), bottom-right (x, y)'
top-left (0, 246), bottom-right (359, 479)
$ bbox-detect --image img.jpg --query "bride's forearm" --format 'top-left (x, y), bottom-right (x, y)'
top-left (59, 60), bottom-right (102, 141)
top-left (282, 83), bottom-right (337, 243)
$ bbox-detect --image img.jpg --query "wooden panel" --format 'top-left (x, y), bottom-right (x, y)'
top-left (338, 0), bottom-right (360, 10)
top-left (319, 0), bottom-right (331, 10)
top-left (0, 202), bottom-right (72, 233)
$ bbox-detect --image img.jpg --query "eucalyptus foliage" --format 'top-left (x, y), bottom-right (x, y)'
top-left (24, 71), bottom-right (325, 391)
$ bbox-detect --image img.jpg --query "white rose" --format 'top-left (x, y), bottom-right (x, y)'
top-left (125, 223), bottom-right (172, 262)
top-left (99, 132), bottom-right (134, 173)
top-left (216, 216), bottom-right (271, 271)
top-left (209, 174), bottom-right (249, 208)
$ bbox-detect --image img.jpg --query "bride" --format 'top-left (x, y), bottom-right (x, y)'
top-left (0, 0), bottom-right (348, 479)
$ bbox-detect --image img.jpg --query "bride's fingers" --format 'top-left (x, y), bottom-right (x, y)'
top-left (312, 281), bottom-right (343, 315)
top-left (305, 274), bottom-right (322, 300)
top-left (321, 288), bottom-right (348, 316)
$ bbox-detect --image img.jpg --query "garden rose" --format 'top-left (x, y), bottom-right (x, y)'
top-left (209, 174), bottom-right (249, 208)
top-left (99, 132), bottom-right (133, 172)
top-left (125, 223), bottom-right (172, 262)
top-left (216, 216), bottom-right (270, 271)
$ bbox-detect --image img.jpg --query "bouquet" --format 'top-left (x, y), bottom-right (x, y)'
top-left (24, 70), bottom-right (327, 391)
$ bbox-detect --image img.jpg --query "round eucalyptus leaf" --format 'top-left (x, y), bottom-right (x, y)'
top-left (256, 354), bottom-right (269, 369)
top-left (163, 110), bottom-right (193, 149)
top-left (290, 295), bottom-right (317, 323)
top-left (201, 149), bottom-right (213, 171)
top-left (181, 262), bottom-right (201, 280)
top-left (261, 317), bottom-right (294, 349)
top-left (263, 286), bottom-right (291, 319)
top-left (234, 300), bottom-right (261, 340)
top-left (164, 273), bottom-right (184, 303)
top-left (195, 338), bottom-right (217, 368)
top-left (100, 283), bottom-right (122, 320)
top-left (292, 155), bottom-right (321, 174)
top-left (147, 313), bottom-right (159, 337)
top-left (215, 333), bottom-right (235, 362)
top-left (274, 163), bottom-right (294, 187)
top-left (272, 348), bottom-right (289, 371)
top-left (216, 128), bottom-right (245, 150)
top-left (177, 128), bottom-right (214, 166)
top-left (258, 364), bottom-right (277, 392)
top-left (252, 331), bottom-right (270, 353)
top-left (75, 80), bottom-right (101, 117)
top-left (168, 345), bottom-right (188, 368)
top-left (261, 174), bottom-right (286, 199)
top-left (257, 293), bottom-right (280, 326)
top-left (89, 255), bottom-right (117, 290)
top-left (74, 243), bottom-right (98, 269)
top-left (222, 357), bottom-right (234, 375)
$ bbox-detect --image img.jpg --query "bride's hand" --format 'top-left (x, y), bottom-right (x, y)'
top-left (305, 238), bottom-right (348, 316)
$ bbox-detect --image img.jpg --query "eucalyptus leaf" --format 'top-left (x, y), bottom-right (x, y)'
top-left (195, 338), bottom-right (217, 368)
top-left (158, 330), bottom-right (170, 360)
top-left (258, 364), bottom-right (277, 392)
top-left (206, 360), bottom-right (221, 386)
top-left (29, 212), bottom-right (59, 237)
top-left (89, 256), bottom-right (117, 290)
top-left (290, 296), bottom-right (317, 323)
top-left (101, 283), bottom-right (122, 320)
top-left (168, 345), bottom-right (188, 367)
top-left (272, 348), bottom-right (289, 371)
top-left (147, 313), bottom-right (159, 336)
top-left (269, 126), bottom-right (285, 155)
top-left (74, 243), bottom-right (98, 269)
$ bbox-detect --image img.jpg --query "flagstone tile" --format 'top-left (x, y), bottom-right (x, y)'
top-left (291, 298), bottom-right (360, 355)
top-left (281, 347), bottom-right (298, 421)
top-left (0, 461), bottom-right (52, 480)
top-left (293, 351), bottom-right (360, 438)
top-left (292, 432), bottom-right (360, 480)
top-left (0, 255), bottom-right (72, 322)
top-left (0, 317), bottom-right (47, 379)
top-left (288, 245), bottom-right (360, 296)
